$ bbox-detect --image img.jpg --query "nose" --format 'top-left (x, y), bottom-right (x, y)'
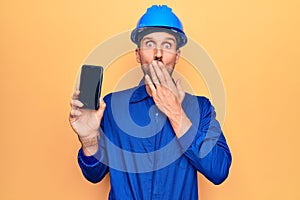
top-left (154, 48), bottom-right (163, 61)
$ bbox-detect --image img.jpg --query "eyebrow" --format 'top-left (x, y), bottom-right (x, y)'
top-left (164, 37), bottom-right (176, 43)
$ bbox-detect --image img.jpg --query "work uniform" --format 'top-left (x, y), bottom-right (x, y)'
top-left (78, 81), bottom-right (232, 200)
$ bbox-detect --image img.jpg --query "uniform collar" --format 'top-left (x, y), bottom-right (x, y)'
top-left (130, 79), bottom-right (150, 103)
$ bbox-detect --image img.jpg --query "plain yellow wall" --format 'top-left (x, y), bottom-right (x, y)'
top-left (1, 0), bottom-right (299, 199)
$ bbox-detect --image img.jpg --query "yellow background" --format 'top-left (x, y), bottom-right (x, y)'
top-left (1, 0), bottom-right (299, 199)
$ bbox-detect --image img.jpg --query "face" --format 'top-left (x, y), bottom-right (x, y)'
top-left (135, 32), bottom-right (181, 76)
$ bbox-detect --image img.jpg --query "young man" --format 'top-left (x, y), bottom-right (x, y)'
top-left (69, 5), bottom-right (232, 200)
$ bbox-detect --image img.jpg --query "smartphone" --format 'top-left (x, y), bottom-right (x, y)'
top-left (78, 65), bottom-right (103, 110)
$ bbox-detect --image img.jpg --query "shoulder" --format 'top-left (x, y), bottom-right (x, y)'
top-left (103, 86), bottom-right (138, 103)
top-left (184, 92), bottom-right (211, 108)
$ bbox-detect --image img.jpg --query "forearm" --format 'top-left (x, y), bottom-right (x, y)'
top-left (77, 147), bottom-right (109, 183)
top-left (182, 132), bottom-right (232, 184)
top-left (177, 97), bottom-right (232, 184)
top-left (168, 106), bottom-right (192, 138)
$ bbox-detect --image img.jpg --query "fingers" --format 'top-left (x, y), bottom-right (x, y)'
top-left (70, 89), bottom-right (84, 109)
top-left (70, 89), bottom-right (83, 122)
top-left (70, 99), bottom-right (84, 108)
top-left (150, 61), bottom-right (175, 88)
top-left (72, 89), bottom-right (80, 100)
top-left (151, 61), bottom-right (166, 85)
top-left (149, 63), bottom-right (161, 87)
top-left (157, 62), bottom-right (173, 84)
top-left (145, 74), bottom-right (156, 95)
top-left (146, 61), bottom-right (184, 101)
top-left (69, 109), bottom-right (82, 123)
top-left (70, 109), bottom-right (82, 117)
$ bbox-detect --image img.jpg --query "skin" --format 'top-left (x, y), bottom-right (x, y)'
top-left (69, 32), bottom-right (192, 156)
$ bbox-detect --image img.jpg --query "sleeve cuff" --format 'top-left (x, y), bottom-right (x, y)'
top-left (176, 124), bottom-right (205, 153)
top-left (78, 148), bottom-right (101, 166)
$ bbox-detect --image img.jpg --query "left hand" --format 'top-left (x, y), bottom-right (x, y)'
top-left (144, 60), bottom-right (185, 119)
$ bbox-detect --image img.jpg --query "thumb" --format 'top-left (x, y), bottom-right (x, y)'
top-left (96, 97), bottom-right (106, 120)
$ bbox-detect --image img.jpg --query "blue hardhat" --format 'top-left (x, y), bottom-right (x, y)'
top-left (131, 5), bottom-right (187, 48)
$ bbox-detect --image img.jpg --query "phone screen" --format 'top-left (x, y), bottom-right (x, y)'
top-left (78, 65), bottom-right (103, 110)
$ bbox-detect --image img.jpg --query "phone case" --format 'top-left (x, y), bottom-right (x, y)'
top-left (78, 65), bottom-right (103, 110)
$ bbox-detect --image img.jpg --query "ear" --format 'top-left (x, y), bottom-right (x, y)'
top-left (135, 48), bottom-right (141, 63)
top-left (175, 49), bottom-right (181, 64)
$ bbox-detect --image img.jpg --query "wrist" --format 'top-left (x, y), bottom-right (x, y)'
top-left (78, 131), bottom-right (100, 156)
top-left (169, 109), bottom-right (192, 138)
top-left (167, 104), bottom-right (183, 123)
top-left (79, 134), bottom-right (99, 146)
top-left (78, 129), bottom-right (100, 140)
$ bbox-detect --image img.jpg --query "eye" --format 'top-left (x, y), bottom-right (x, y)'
top-left (163, 43), bottom-right (171, 49)
top-left (145, 41), bottom-right (155, 48)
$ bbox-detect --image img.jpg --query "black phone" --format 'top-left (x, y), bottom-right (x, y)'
top-left (78, 65), bottom-right (104, 110)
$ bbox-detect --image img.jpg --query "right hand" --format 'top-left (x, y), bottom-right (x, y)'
top-left (69, 89), bottom-right (106, 139)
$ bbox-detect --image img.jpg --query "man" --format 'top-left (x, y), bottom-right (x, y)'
top-left (69, 5), bottom-right (232, 200)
